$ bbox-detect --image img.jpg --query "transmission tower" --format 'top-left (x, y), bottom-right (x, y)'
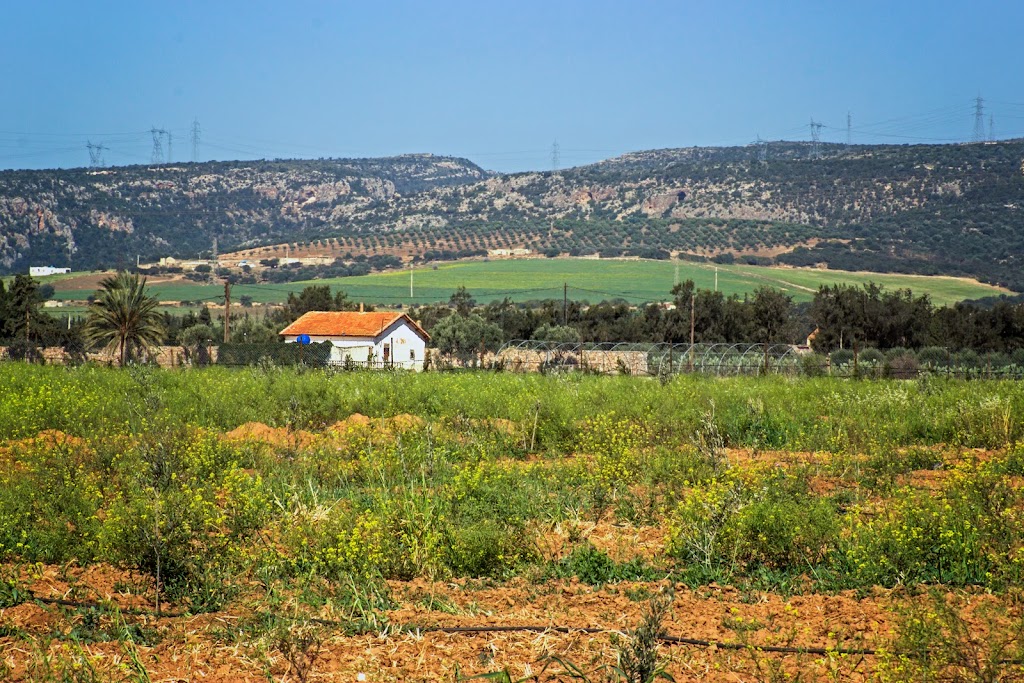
top-left (809, 118), bottom-right (823, 160)
top-left (150, 127), bottom-right (164, 163)
top-left (846, 112), bottom-right (852, 146)
top-left (191, 118), bottom-right (201, 161)
top-left (754, 135), bottom-right (768, 164)
top-left (973, 96), bottom-right (985, 142)
top-left (551, 140), bottom-right (560, 171)
top-left (86, 141), bottom-right (107, 168)
top-left (989, 114), bottom-right (995, 142)
top-left (166, 130), bottom-right (172, 162)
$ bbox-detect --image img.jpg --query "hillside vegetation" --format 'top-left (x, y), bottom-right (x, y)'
top-left (2, 140), bottom-right (1023, 289)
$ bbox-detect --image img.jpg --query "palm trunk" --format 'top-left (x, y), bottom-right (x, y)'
top-left (119, 335), bottom-right (125, 367)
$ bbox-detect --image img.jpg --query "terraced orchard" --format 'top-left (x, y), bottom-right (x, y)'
top-left (2, 365), bottom-right (1024, 682)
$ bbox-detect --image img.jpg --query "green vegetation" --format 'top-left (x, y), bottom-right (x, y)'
top-left (3, 366), bottom-right (1024, 585)
top-left (83, 272), bottom-right (164, 366)
top-left (44, 260), bottom-right (1010, 306)
top-left (4, 364), bottom-right (1024, 679)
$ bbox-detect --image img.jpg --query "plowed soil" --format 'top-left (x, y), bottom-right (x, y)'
top-left (2, 562), bottom-right (904, 682)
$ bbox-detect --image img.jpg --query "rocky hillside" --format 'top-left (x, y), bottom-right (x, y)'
top-left (2, 141), bottom-right (1023, 289)
top-left (0, 154), bottom-right (490, 272)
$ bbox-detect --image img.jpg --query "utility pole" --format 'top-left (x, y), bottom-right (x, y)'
top-left (715, 266), bottom-right (718, 292)
top-left (551, 140), bottom-right (560, 172)
top-left (846, 112), bottom-right (852, 146)
top-left (409, 262), bottom-right (414, 298)
top-left (688, 292), bottom-right (695, 371)
top-left (689, 293), bottom-right (695, 347)
top-left (223, 280), bottom-right (231, 343)
top-left (563, 282), bottom-right (568, 326)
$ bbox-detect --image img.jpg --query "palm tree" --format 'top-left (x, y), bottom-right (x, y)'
top-left (84, 272), bottom-right (164, 366)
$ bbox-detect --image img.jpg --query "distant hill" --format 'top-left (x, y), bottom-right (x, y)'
top-left (0, 154), bottom-right (491, 273)
top-left (2, 141), bottom-right (1023, 290)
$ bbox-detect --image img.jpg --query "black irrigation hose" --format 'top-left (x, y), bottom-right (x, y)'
top-left (15, 591), bottom-right (1024, 666)
top-left (400, 624), bottom-right (879, 657)
top-left (20, 588), bottom-right (187, 618)
top-left (287, 615), bottom-right (1024, 663)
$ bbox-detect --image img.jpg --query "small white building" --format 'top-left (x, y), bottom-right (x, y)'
top-left (29, 266), bottom-right (70, 277)
top-left (279, 311), bottom-right (430, 370)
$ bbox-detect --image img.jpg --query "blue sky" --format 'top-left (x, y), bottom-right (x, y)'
top-left (1, 0), bottom-right (1022, 172)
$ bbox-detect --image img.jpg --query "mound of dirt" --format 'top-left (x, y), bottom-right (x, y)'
top-left (330, 413), bottom-right (373, 431)
top-left (0, 430), bottom-right (92, 467)
top-left (387, 413), bottom-right (425, 431)
top-left (223, 422), bottom-right (314, 449)
top-left (2, 430), bottom-right (87, 451)
top-left (327, 413), bottom-right (425, 435)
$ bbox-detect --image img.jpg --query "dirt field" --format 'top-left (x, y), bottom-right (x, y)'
top-left (2, 558), bottom-right (906, 682)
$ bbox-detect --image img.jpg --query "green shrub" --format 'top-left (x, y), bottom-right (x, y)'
top-left (830, 349), bottom-right (854, 367)
top-left (0, 438), bottom-right (103, 562)
top-left (444, 519), bottom-right (527, 577)
top-left (667, 467), bottom-right (839, 577)
top-left (859, 348), bottom-right (885, 365)
top-left (842, 460), bottom-right (1024, 587)
top-left (800, 353), bottom-right (829, 377)
top-left (548, 542), bottom-right (658, 585)
top-left (917, 346), bottom-right (950, 368)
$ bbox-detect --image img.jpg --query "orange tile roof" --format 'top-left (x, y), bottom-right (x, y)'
top-left (279, 311), bottom-right (430, 341)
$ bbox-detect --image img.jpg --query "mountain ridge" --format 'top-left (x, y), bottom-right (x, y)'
top-left (2, 141), bottom-right (1022, 289)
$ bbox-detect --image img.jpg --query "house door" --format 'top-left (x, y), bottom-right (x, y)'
top-left (382, 343), bottom-right (390, 365)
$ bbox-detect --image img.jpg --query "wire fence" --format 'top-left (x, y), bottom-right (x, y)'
top-left (2, 339), bottom-right (1024, 379)
top-left (493, 340), bottom-right (802, 377)
top-left (488, 340), bottom-right (1024, 379)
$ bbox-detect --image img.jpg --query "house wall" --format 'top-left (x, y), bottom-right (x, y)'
top-left (378, 321), bottom-right (427, 371)
top-left (282, 320), bottom-right (428, 370)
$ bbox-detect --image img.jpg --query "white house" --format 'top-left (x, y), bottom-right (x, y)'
top-left (29, 266), bottom-right (70, 277)
top-left (279, 311), bottom-right (430, 371)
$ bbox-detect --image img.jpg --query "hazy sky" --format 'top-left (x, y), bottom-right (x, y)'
top-left (2, 0), bottom-right (1022, 172)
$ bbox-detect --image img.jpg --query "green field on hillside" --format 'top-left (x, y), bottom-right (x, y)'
top-left (38, 258), bottom-right (1011, 308)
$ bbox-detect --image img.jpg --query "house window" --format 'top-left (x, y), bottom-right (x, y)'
top-left (410, 349), bottom-right (416, 361)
